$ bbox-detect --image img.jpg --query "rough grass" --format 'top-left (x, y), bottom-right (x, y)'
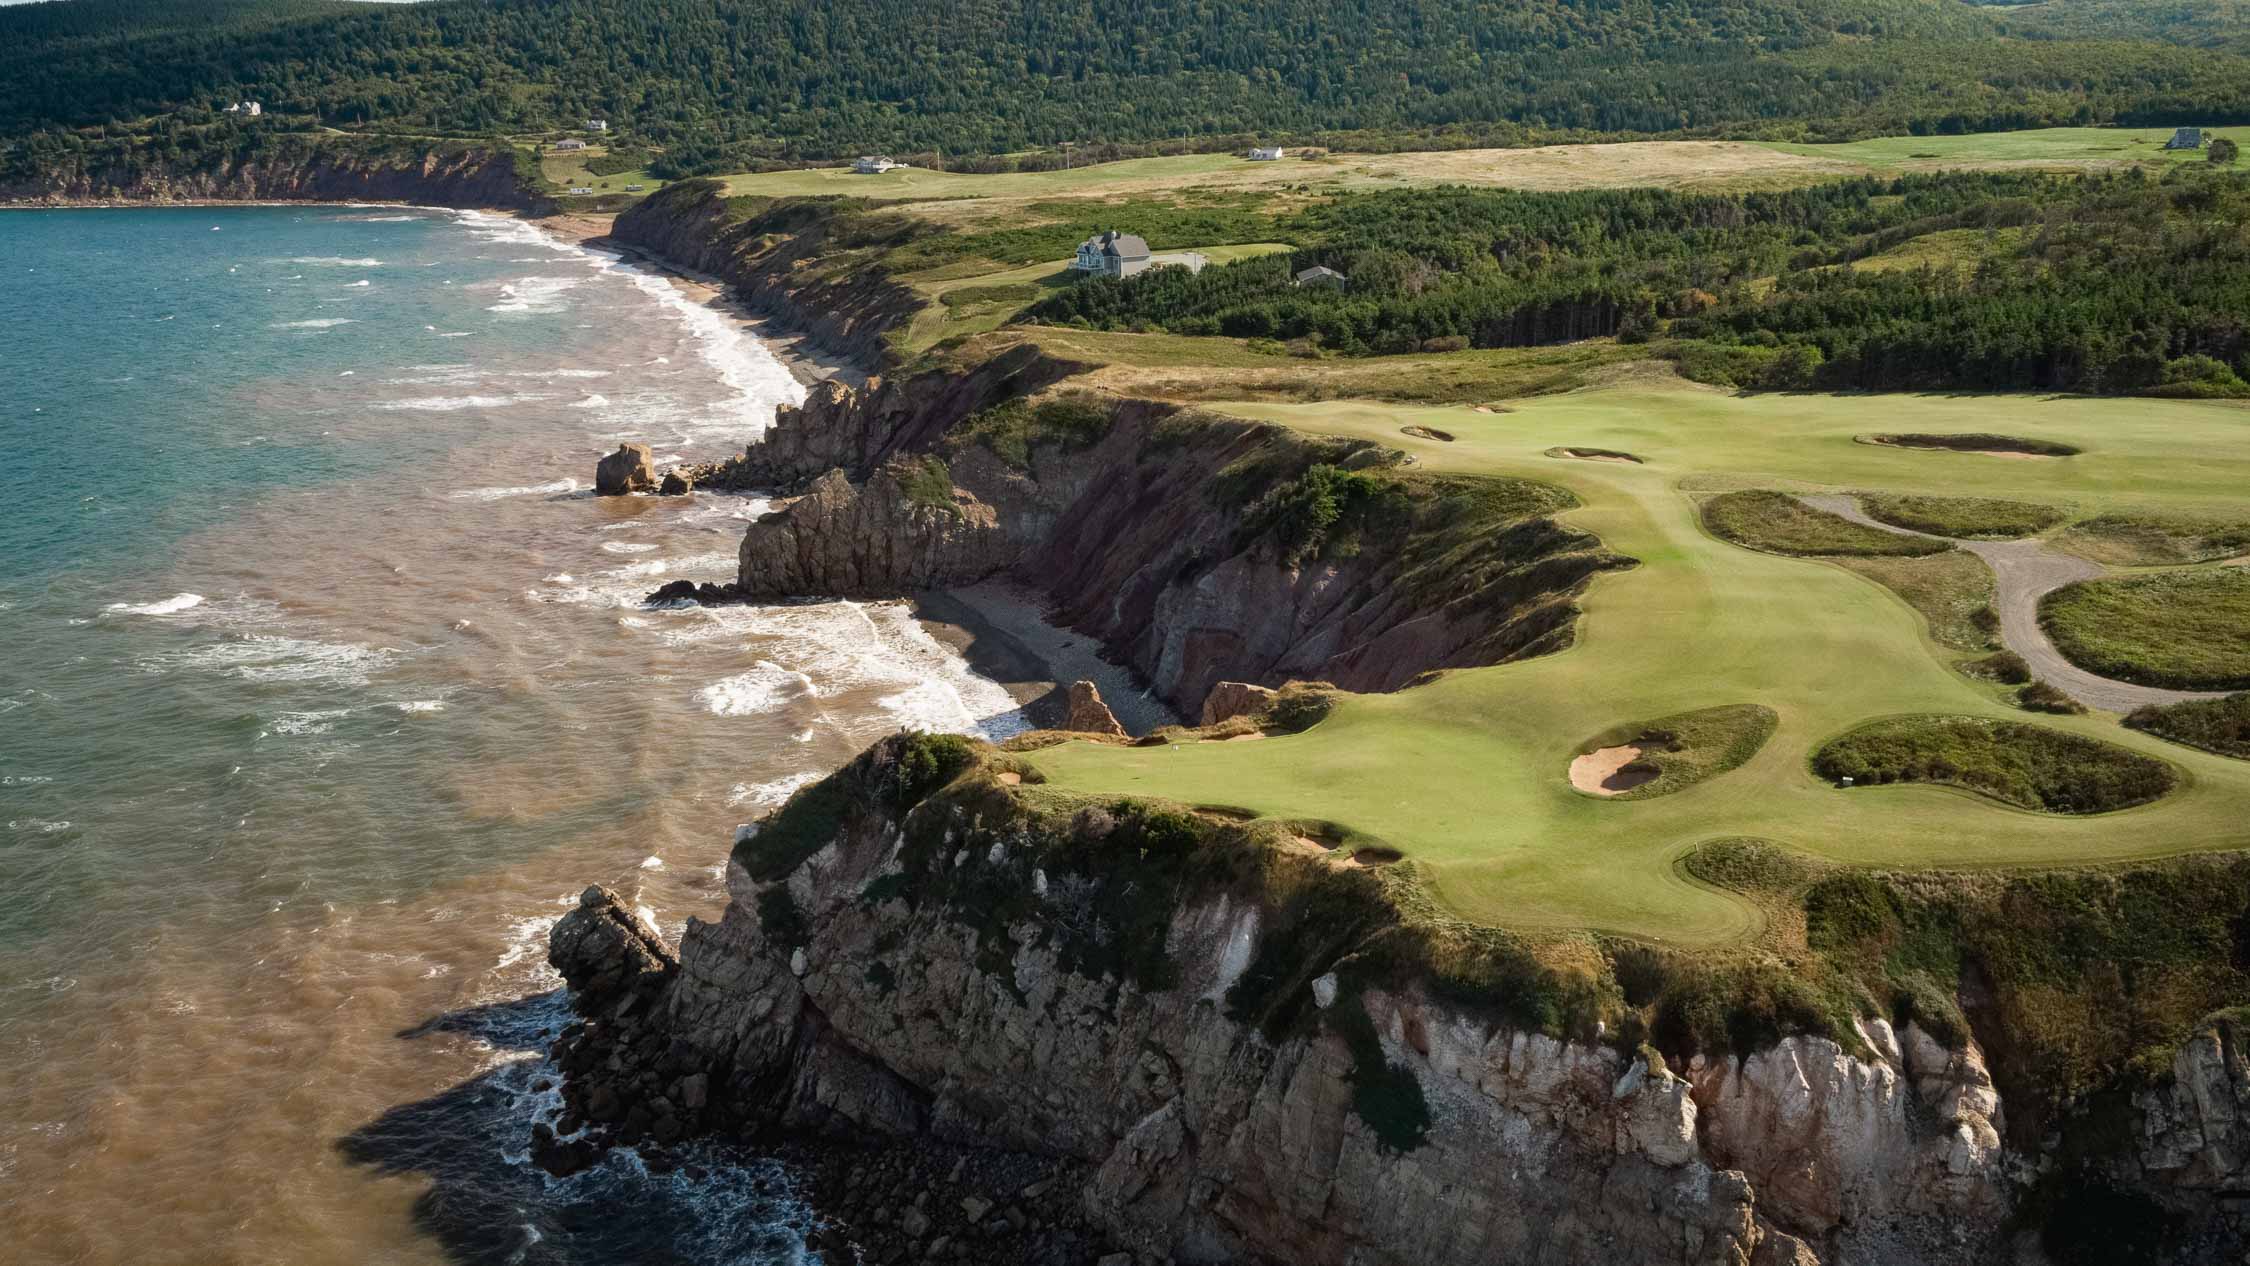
top-left (2040, 568), bottom-right (2250, 691)
top-left (948, 393), bottom-right (1115, 469)
top-left (895, 454), bottom-right (959, 513)
top-left (1864, 432), bottom-right (2081, 457)
top-left (2126, 693), bottom-right (2250, 760)
top-left (1702, 490), bottom-right (1951, 557)
top-left (1813, 716), bottom-right (2176, 814)
top-left (2018, 680), bottom-right (2087, 715)
top-left (1962, 649), bottom-right (2032, 684)
top-left (1858, 493), bottom-right (2064, 539)
top-left (2056, 514), bottom-right (2250, 567)
top-left (1830, 552), bottom-right (2000, 653)
top-left (1575, 704), bottom-right (1778, 800)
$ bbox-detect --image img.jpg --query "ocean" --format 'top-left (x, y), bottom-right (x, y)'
top-left (0, 206), bottom-right (1027, 1264)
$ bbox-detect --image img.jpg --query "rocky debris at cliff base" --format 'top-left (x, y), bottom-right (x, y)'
top-left (659, 469), bottom-right (694, 496)
top-left (646, 578), bottom-right (741, 606)
top-left (779, 1137), bottom-right (1110, 1266)
top-left (1062, 680), bottom-right (1129, 738)
top-left (595, 442), bottom-right (658, 495)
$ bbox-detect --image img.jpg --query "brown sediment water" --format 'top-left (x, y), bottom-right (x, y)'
top-left (0, 206), bottom-right (1030, 1264)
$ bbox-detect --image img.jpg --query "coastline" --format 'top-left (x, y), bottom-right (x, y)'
top-left (529, 209), bottom-right (870, 392)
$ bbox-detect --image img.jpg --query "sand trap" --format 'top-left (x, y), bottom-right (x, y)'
top-left (1402, 425), bottom-right (1457, 441)
top-left (1863, 433), bottom-right (2078, 459)
top-left (1570, 744), bottom-right (1659, 795)
top-left (1221, 732), bottom-right (1266, 742)
top-left (997, 771), bottom-right (1021, 785)
top-left (1548, 446), bottom-right (1642, 464)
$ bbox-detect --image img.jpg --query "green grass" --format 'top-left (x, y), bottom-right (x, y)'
top-left (1858, 493), bottom-right (2064, 539)
top-left (1575, 704), bottom-right (1778, 800)
top-left (2055, 513), bottom-right (2250, 567)
top-left (1813, 716), bottom-right (2175, 814)
top-left (2040, 568), bottom-right (2250, 690)
top-left (1762, 125), bottom-right (2250, 169)
top-left (2127, 693), bottom-right (2250, 761)
top-left (945, 393), bottom-right (1115, 469)
top-left (1702, 489), bottom-right (1950, 557)
top-left (1829, 552), bottom-right (1999, 653)
top-left (1018, 386), bottom-right (2250, 942)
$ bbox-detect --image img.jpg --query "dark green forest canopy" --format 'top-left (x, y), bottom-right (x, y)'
top-left (1026, 168), bottom-right (2250, 395)
top-left (5, 0), bottom-right (2250, 162)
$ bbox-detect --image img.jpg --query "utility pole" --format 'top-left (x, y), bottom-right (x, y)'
top-left (1062, 140), bottom-right (1074, 170)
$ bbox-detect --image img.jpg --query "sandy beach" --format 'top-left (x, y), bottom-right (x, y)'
top-left (914, 580), bottom-right (1180, 737)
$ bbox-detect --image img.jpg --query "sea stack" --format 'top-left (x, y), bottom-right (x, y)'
top-left (595, 442), bottom-right (657, 495)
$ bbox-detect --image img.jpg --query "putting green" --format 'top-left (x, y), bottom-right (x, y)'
top-left (1026, 387), bottom-right (2250, 944)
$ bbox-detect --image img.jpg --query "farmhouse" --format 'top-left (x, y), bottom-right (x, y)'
top-left (1248, 146), bottom-right (1285, 161)
top-left (853, 155), bottom-right (902, 174)
top-left (1295, 265), bottom-right (1348, 289)
top-left (1071, 230), bottom-right (1154, 278)
top-left (553, 138), bottom-right (589, 152)
top-left (586, 119), bottom-right (609, 132)
top-left (2165, 127), bottom-right (2205, 150)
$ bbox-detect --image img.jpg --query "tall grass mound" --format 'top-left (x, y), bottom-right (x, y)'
top-left (1863, 432), bottom-right (2080, 457)
top-left (1813, 716), bottom-right (2176, 814)
top-left (947, 393), bottom-right (1115, 470)
top-left (1858, 494), bottom-right (2064, 540)
top-left (2125, 692), bottom-right (2250, 760)
top-left (2039, 568), bottom-right (2250, 691)
top-left (1702, 490), bottom-right (1949, 558)
top-left (1573, 704), bottom-right (1778, 800)
top-left (1831, 552), bottom-right (1999, 652)
top-left (2056, 514), bottom-right (2250, 567)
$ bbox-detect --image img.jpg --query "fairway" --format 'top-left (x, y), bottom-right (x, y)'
top-left (1025, 387), bottom-right (2250, 944)
top-left (1762, 124), bottom-right (2245, 169)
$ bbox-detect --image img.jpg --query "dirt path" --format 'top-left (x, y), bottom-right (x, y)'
top-left (1799, 495), bottom-right (2232, 713)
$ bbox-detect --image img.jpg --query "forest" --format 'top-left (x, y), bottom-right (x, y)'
top-left (5, 0), bottom-right (2250, 169)
top-left (1024, 167), bottom-right (2250, 396)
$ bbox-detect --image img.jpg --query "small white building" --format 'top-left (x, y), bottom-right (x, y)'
top-left (586, 119), bottom-right (609, 132)
top-left (1295, 265), bottom-right (1348, 289)
top-left (553, 138), bottom-right (589, 152)
top-left (1248, 146), bottom-right (1285, 161)
top-left (853, 155), bottom-right (902, 174)
top-left (224, 101), bottom-right (263, 117)
top-left (568, 186), bottom-right (594, 195)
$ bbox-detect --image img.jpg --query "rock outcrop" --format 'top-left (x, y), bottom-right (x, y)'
top-left (1199, 681), bottom-right (1279, 727)
top-left (736, 463), bottom-right (1016, 597)
top-left (1060, 681), bottom-right (1128, 737)
top-left (539, 739), bottom-right (2250, 1266)
top-left (594, 442), bottom-right (657, 496)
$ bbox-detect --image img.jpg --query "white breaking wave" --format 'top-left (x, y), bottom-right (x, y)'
top-left (106, 593), bottom-right (204, 616)
top-left (697, 661), bottom-right (819, 717)
top-left (342, 280), bottom-right (371, 289)
top-left (727, 770), bottom-right (822, 810)
top-left (268, 709), bottom-right (353, 737)
top-left (600, 541), bottom-right (659, 554)
top-left (141, 634), bottom-right (400, 687)
top-left (616, 265), bottom-right (805, 443)
top-left (373, 393), bottom-right (555, 412)
top-left (391, 700), bottom-right (445, 714)
top-left (272, 318), bottom-right (356, 330)
top-left (450, 478), bottom-right (580, 501)
top-left (287, 257), bottom-right (382, 267)
top-left (486, 275), bottom-right (584, 314)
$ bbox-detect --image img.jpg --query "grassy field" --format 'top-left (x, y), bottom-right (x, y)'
top-left (537, 145), bottom-right (667, 196)
top-left (1024, 386), bottom-right (2250, 943)
top-left (1763, 125), bottom-right (2248, 169)
top-left (2040, 569), bottom-right (2250, 690)
top-left (893, 243), bottom-right (1293, 354)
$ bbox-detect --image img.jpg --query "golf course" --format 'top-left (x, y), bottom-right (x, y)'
top-left (1025, 386), bottom-right (2250, 945)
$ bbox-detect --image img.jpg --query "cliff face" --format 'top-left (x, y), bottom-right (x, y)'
top-left (0, 143), bottom-right (547, 210)
top-left (540, 738), bottom-right (2250, 1266)
top-left (608, 179), bottom-right (930, 368)
top-left (719, 377), bottom-right (1626, 716)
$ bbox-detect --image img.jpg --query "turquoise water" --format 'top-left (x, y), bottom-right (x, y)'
top-left (0, 207), bottom-right (1023, 1264)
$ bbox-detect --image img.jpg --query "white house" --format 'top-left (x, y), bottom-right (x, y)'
top-left (1071, 230), bottom-right (1154, 279)
top-left (1248, 146), bottom-right (1285, 161)
top-left (853, 155), bottom-right (902, 174)
top-left (224, 101), bottom-right (263, 117)
top-left (553, 138), bottom-right (589, 152)
top-left (586, 119), bottom-right (609, 132)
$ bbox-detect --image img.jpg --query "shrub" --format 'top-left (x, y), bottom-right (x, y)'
top-left (895, 455), bottom-right (957, 512)
top-left (1859, 494), bottom-right (2064, 539)
top-left (2125, 692), bottom-right (2250, 759)
top-left (1813, 715), bottom-right (2176, 814)
top-left (1963, 650), bottom-right (2031, 684)
top-left (1702, 490), bottom-right (1949, 557)
top-left (2018, 679), bottom-right (2087, 715)
top-left (2040, 569), bottom-right (2250, 691)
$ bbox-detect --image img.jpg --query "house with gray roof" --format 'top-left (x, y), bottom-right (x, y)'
top-left (1071, 230), bottom-right (1154, 279)
top-left (1295, 265), bottom-right (1348, 289)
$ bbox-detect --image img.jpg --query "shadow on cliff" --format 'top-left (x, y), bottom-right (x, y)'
top-left (337, 990), bottom-right (817, 1266)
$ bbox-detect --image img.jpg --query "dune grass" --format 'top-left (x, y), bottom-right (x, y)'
top-left (2040, 568), bottom-right (2250, 691)
top-left (1858, 493), bottom-right (2065, 539)
top-left (1812, 716), bottom-right (2174, 814)
top-left (1022, 386), bottom-right (2250, 942)
top-left (1701, 490), bottom-right (1949, 557)
top-left (2055, 513), bottom-right (2250, 567)
top-left (2127, 693), bottom-right (2250, 761)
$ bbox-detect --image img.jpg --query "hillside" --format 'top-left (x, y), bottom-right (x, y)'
top-left (5, 0), bottom-right (2250, 168)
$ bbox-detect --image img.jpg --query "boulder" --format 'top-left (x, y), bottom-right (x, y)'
top-left (659, 470), bottom-right (693, 496)
top-left (1063, 680), bottom-right (1129, 738)
top-left (595, 442), bottom-right (658, 495)
top-left (1198, 681), bottom-right (1278, 727)
top-left (546, 885), bottom-right (678, 1016)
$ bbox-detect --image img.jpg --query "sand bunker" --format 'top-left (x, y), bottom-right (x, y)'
top-left (1547, 446), bottom-right (1643, 464)
top-left (1571, 744), bottom-right (1659, 795)
top-left (997, 771), bottom-right (1021, 785)
top-left (1863, 433), bottom-right (2079, 459)
top-left (1402, 425), bottom-right (1457, 441)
